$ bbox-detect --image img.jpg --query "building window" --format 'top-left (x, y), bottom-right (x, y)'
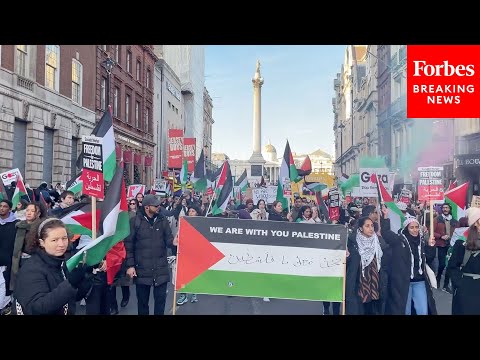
top-left (168, 101), bottom-right (171, 108)
top-left (114, 45), bottom-right (120, 63)
top-left (146, 69), bottom-right (151, 88)
top-left (43, 128), bottom-right (54, 184)
top-left (71, 137), bottom-right (78, 174)
top-left (175, 108), bottom-right (178, 114)
top-left (135, 101), bottom-right (140, 128)
top-left (100, 77), bottom-right (106, 110)
top-left (136, 60), bottom-right (141, 81)
top-left (145, 107), bottom-right (149, 132)
top-left (125, 94), bottom-right (130, 123)
top-left (127, 51), bottom-right (132, 73)
top-left (45, 45), bottom-right (60, 91)
top-left (72, 59), bottom-right (82, 105)
top-left (13, 120), bottom-right (27, 177)
top-left (113, 87), bottom-right (119, 117)
top-left (16, 45), bottom-right (27, 77)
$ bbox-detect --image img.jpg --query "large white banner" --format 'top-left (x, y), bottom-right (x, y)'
top-left (359, 168), bottom-right (390, 197)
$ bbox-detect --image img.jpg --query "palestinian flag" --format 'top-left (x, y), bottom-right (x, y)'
top-left (67, 165), bottom-right (130, 271)
top-left (211, 161), bottom-right (233, 216)
top-left (304, 180), bottom-right (327, 193)
top-left (175, 217), bottom-right (347, 301)
top-left (233, 186), bottom-right (242, 206)
top-left (180, 159), bottom-right (188, 186)
top-left (191, 148), bottom-right (207, 193)
top-left (276, 175), bottom-right (288, 210)
top-left (315, 191), bottom-right (330, 222)
top-left (377, 175), bottom-right (405, 234)
top-left (206, 166), bottom-right (222, 191)
top-left (66, 172), bottom-right (83, 195)
top-left (12, 176), bottom-right (29, 209)
top-left (105, 241), bottom-right (126, 285)
top-left (447, 179), bottom-right (458, 192)
top-left (340, 174), bottom-right (360, 195)
top-left (280, 140), bottom-right (300, 183)
top-left (0, 180), bottom-right (8, 201)
top-left (297, 155), bottom-right (312, 177)
top-left (338, 173), bottom-right (349, 185)
top-left (235, 169), bottom-right (248, 193)
top-left (56, 202), bottom-right (101, 237)
top-left (76, 110), bottom-right (116, 182)
top-left (444, 182), bottom-right (469, 221)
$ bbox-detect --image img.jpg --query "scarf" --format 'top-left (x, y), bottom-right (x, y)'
top-left (356, 229), bottom-right (383, 277)
top-left (442, 214), bottom-right (452, 221)
top-left (402, 232), bottom-right (423, 279)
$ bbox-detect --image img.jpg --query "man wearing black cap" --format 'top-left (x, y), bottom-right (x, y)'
top-left (124, 194), bottom-right (175, 315)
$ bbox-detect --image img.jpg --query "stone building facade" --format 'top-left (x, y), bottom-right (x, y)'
top-left (0, 45), bottom-right (96, 187)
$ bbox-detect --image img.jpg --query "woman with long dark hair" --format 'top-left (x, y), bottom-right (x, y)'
top-left (268, 201), bottom-right (289, 222)
top-left (250, 199), bottom-right (269, 220)
top-left (345, 216), bottom-right (388, 315)
top-left (13, 218), bottom-right (93, 315)
top-left (380, 206), bottom-right (437, 315)
top-left (10, 202), bottom-right (47, 292)
top-left (448, 207), bottom-right (480, 315)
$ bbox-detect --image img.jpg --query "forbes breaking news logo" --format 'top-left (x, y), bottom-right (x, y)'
top-left (407, 45), bottom-right (480, 118)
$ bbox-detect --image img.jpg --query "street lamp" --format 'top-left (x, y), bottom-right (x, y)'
top-left (101, 55), bottom-right (115, 112)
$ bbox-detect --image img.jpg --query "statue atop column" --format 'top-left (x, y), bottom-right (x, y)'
top-left (253, 59), bottom-right (264, 84)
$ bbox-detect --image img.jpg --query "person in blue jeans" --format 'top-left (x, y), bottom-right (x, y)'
top-left (380, 205), bottom-right (438, 315)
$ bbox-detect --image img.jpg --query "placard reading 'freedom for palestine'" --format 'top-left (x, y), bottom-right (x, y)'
top-left (81, 135), bottom-right (104, 199)
top-left (176, 217), bottom-right (348, 302)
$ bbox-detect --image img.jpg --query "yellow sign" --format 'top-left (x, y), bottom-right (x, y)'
top-left (304, 172), bottom-right (334, 188)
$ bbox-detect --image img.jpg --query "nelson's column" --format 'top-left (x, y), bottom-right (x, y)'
top-left (248, 60), bottom-right (266, 181)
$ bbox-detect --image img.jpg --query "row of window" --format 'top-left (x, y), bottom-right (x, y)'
top-left (15, 45), bottom-right (153, 107)
top-left (100, 78), bottom-right (151, 133)
top-left (16, 45), bottom-right (83, 105)
top-left (100, 45), bottom-right (151, 89)
top-left (168, 101), bottom-right (179, 115)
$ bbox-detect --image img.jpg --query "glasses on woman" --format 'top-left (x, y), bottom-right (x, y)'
top-left (129, 202), bottom-right (136, 206)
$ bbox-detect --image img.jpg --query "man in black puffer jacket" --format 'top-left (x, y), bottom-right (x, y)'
top-left (124, 195), bottom-right (174, 315)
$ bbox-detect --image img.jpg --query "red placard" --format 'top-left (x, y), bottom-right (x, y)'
top-left (82, 169), bottom-right (104, 200)
top-left (168, 129), bottom-right (184, 169)
top-left (183, 137), bottom-right (196, 173)
top-left (328, 207), bottom-right (340, 221)
top-left (418, 185), bottom-right (444, 202)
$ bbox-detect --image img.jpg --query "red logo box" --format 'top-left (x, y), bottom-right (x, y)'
top-left (407, 45), bottom-right (480, 118)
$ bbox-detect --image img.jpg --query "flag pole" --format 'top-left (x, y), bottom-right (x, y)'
top-left (172, 219), bottom-right (181, 316)
top-left (342, 251), bottom-right (347, 315)
top-left (92, 196), bottom-right (97, 240)
top-left (429, 200), bottom-right (434, 240)
top-left (205, 191), bottom-right (215, 217)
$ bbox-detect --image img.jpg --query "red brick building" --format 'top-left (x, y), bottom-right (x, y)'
top-left (96, 45), bottom-right (157, 187)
